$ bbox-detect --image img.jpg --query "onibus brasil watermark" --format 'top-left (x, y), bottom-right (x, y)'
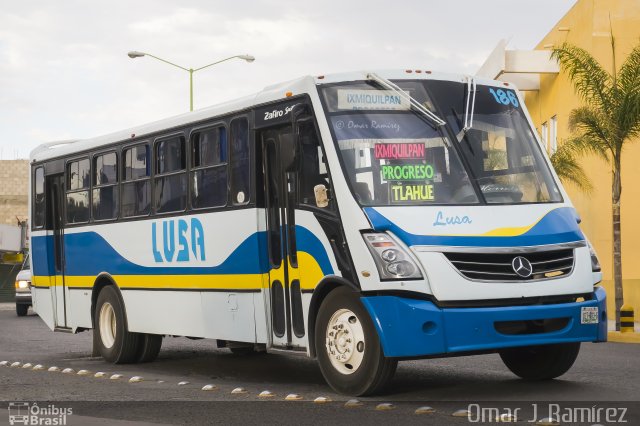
top-left (468, 402), bottom-right (628, 423)
top-left (8, 402), bottom-right (72, 426)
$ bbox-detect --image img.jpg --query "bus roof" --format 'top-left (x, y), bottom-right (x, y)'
top-left (30, 70), bottom-right (509, 163)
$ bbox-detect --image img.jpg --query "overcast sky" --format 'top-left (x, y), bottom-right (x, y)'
top-left (0, 0), bottom-right (576, 159)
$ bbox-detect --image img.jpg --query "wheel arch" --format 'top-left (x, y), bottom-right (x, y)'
top-left (91, 273), bottom-right (127, 328)
top-left (307, 275), bottom-right (360, 358)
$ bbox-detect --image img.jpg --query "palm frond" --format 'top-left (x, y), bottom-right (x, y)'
top-left (615, 44), bottom-right (640, 140)
top-left (567, 107), bottom-right (613, 159)
top-left (550, 140), bottom-right (594, 193)
top-left (551, 43), bottom-right (613, 111)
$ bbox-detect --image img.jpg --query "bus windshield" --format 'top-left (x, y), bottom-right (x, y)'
top-left (320, 79), bottom-right (562, 206)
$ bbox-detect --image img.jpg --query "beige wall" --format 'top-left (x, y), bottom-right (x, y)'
top-left (0, 160), bottom-right (29, 226)
top-left (524, 0), bottom-right (640, 315)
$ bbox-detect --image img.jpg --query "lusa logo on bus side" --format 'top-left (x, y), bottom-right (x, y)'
top-left (152, 218), bottom-right (206, 263)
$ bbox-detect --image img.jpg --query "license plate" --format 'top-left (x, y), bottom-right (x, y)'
top-left (581, 307), bottom-right (599, 324)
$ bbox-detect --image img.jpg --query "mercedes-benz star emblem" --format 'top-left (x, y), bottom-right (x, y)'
top-left (511, 256), bottom-right (533, 278)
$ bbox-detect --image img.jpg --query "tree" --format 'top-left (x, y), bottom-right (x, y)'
top-left (551, 40), bottom-right (640, 330)
top-left (550, 138), bottom-right (593, 194)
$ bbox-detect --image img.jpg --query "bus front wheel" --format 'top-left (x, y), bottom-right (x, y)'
top-left (94, 285), bottom-right (141, 364)
top-left (315, 287), bottom-right (397, 396)
top-left (499, 342), bottom-right (581, 380)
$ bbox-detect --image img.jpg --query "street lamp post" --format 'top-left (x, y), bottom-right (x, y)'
top-left (127, 51), bottom-right (255, 111)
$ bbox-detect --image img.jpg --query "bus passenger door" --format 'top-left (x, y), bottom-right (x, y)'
top-left (261, 126), bottom-right (305, 349)
top-left (47, 174), bottom-right (68, 328)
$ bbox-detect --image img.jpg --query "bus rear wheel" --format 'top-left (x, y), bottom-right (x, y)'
top-left (499, 342), bottom-right (581, 380)
top-left (315, 287), bottom-right (397, 396)
top-left (94, 285), bottom-right (141, 364)
top-left (136, 334), bottom-right (163, 363)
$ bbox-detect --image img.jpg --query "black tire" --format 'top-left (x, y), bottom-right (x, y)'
top-left (16, 304), bottom-right (28, 317)
top-left (500, 342), bottom-right (581, 380)
top-left (94, 285), bottom-right (141, 364)
top-left (315, 287), bottom-right (397, 396)
top-left (136, 334), bottom-right (163, 363)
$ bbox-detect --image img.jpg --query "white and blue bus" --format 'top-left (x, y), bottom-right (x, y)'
top-left (29, 70), bottom-right (607, 395)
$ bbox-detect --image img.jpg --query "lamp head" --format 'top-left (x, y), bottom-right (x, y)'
top-left (238, 54), bottom-right (255, 63)
top-left (127, 51), bottom-right (146, 59)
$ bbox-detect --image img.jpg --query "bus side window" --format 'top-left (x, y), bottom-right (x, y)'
top-left (33, 166), bottom-right (45, 228)
top-left (66, 158), bottom-right (90, 224)
top-left (230, 117), bottom-right (250, 205)
top-left (191, 126), bottom-right (228, 209)
top-left (122, 144), bottom-right (151, 217)
top-left (92, 152), bottom-right (118, 221)
top-left (298, 120), bottom-right (330, 207)
top-left (155, 135), bottom-right (187, 213)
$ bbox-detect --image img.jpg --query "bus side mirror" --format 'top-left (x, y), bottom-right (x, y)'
top-left (279, 133), bottom-right (299, 172)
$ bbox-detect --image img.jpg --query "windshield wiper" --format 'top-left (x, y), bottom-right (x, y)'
top-left (366, 73), bottom-right (446, 127)
top-left (457, 76), bottom-right (477, 142)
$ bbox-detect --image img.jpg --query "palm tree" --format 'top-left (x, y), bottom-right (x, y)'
top-left (551, 40), bottom-right (640, 330)
top-left (550, 138), bottom-right (593, 194)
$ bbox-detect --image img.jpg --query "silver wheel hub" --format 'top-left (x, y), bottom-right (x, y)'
top-left (325, 309), bottom-right (365, 375)
top-left (99, 302), bottom-right (116, 349)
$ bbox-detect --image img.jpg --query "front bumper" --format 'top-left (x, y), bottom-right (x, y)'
top-left (361, 287), bottom-right (607, 358)
top-left (15, 292), bottom-right (32, 305)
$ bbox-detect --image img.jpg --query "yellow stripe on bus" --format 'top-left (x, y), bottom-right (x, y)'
top-left (32, 252), bottom-right (328, 292)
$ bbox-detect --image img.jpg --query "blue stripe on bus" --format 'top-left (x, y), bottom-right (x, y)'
top-left (363, 206), bottom-right (584, 247)
top-left (31, 225), bottom-right (334, 278)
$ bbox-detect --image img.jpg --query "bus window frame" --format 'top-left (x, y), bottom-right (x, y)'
top-left (64, 156), bottom-right (91, 225)
top-left (188, 122), bottom-right (229, 211)
top-left (91, 149), bottom-right (120, 223)
top-left (229, 116), bottom-right (252, 207)
top-left (32, 166), bottom-right (46, 229)
top-left (121, 141), bottom-right (152, 219)
top-left (153, 132), bottom-right (188, 215)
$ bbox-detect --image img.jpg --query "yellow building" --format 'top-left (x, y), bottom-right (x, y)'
top-left (479, 0), bottom-right (640, 319)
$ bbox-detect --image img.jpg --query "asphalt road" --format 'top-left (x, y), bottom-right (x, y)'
top-left (1, 306), bottom-right (639, 425)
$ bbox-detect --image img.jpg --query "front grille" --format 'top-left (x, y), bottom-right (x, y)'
top-left (444, 249), bottom-right (574, 281)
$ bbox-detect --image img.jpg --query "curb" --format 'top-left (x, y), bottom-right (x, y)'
top-left (608, 331), bottom-right (640, 344)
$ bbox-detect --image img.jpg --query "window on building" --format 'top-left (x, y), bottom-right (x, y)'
top-left (191, 126), bottom-right (228, 209)
top-left (33, 167), bottom-right (45, 228)
top-left (229, 117), bottom-right (250, 205)
top-left (66, 158), bottom-right (90, 223)
top-left (541, 121), bottom-right (548, 153)
top-left (155, 135), bottom-right (187, 213)
top-left (93, 152), bottom-right (118, 220)
top-left (122, 144), bottom-right (151, 217)
top-left (550, 115), bottom-right (558, 154)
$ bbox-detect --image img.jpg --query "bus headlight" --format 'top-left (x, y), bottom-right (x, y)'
top-left (587, 241), bottom-right (601, 272)
top-left (363, 233), bottom-right (423, 280)
top-left (15, 280), bottom-right (29, 289)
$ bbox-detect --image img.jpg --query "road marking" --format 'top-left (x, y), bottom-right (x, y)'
top-left (77, 370), bottom-right (91, 376)
top-left (344, 399), bottom-right (363, 408)
top-left (129, 376), bottom-right (144, 383)
top-left (32, 364), bottom-right (45, 371)
top-left (415, 406), bottom-right (435, 415)
top-left (61, 368), bottom-right (75, 374)
top-left (313, 396), bottom-right (331, 404)
top-left (285, 393), bottom-right (303, 401)
top-left (10, 362), bottom-right (21, 368)
top-left (94, 372), bottom-right (107, 378)
top-left (22, 363), bottom-right (33, 369)
top-left (258, 390), bottom-right (275, 398)
top-left (452, 409), bottom-right (471, 417)
top-left (375, 403), bottom-right (395, 411)
top-left (109, 374), bottom-right (123, 380)
top-left (231, 387), bottom-right (247, 395)
top-left (201, 384), bottom-right (216, 391)
top-left (177, 381), bottom-right (189, 386)
top-left (48, 366), bottom-right (60, 372)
